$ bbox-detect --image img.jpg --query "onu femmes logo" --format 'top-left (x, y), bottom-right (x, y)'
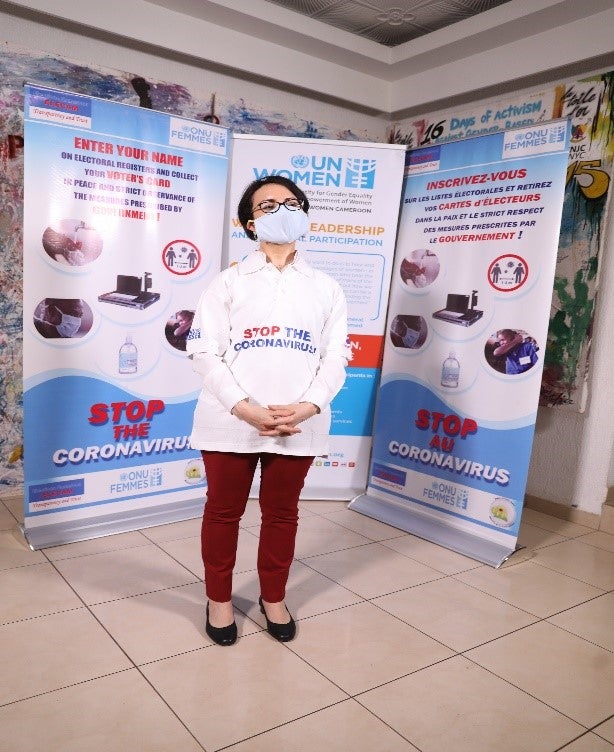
top-left (252, 154), bottom-right (376, 189)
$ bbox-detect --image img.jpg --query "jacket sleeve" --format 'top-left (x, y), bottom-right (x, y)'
top-left (186, 273), bottom-right (249, 412)
top-left (300, 281), bottom-right (351, 410)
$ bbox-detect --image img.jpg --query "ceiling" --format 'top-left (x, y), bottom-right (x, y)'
top-left (4, 0), bottom-right (614, 115)
top-left (263, 0), bottom-right (512, 47)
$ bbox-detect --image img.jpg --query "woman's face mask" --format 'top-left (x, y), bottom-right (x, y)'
top-left (54, 307), bottom-right (82, 337)
top-left (253, 208), bottom-right (309, 244)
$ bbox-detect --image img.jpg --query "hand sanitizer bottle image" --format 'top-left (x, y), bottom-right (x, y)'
top-left (441, 351), bottom-right (460, 388)
top-left (118, 333), bottom-right (138, 374)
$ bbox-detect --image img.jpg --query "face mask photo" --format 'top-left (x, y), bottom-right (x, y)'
top-left (33, 298), bottom-right (92, 339)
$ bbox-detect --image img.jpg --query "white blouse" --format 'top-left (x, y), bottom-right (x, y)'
top-left (187, 250), bottom-right (351, 456)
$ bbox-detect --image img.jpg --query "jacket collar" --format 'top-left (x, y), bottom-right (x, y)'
top-left (237, 250), bottom-right (314, 277)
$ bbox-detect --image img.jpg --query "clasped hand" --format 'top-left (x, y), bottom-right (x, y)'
top-left (231, 400), bottom-right (318, 436)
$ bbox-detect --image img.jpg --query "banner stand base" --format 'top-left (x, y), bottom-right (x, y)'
top-left (247, 485), bottom-right (366, 502)
top-left (348, 493), bottom-right (517, 568)
top-left (21, 495), bottom-right (205, 550)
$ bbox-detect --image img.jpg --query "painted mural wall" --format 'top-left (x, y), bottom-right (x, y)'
top-left (389, 72), bottom-right (614, 413)
top-left (0, 42), bottom-right (385, 487)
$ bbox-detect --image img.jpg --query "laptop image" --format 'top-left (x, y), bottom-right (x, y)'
top-left (433, 290), bottom-right (483, 327)
top-left (98, 272), bottom-right (160, 310)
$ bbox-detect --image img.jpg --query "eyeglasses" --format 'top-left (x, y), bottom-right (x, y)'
top-left (252, 197), bottom-right (304, 214)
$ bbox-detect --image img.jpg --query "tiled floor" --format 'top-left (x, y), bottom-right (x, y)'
top-left (0, 494), bottom-right (613, 751)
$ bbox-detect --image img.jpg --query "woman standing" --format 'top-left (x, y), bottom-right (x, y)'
top-left (187, 176), bottom-right (350, 645)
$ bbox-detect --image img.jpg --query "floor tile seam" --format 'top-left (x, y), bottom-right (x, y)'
top-left (140, 530), bottom-right (201, 545)
top-left (449, 613), bottom-right (554, 653)
top-left (351, 653), bottom-right (463, 700)
top-left (39, 539), bottom-right (155, 562)
top-left (134, 619), bottom-right (271, 667)
top-left (0, 666), bottom-right (137, 710)
top-left (350, 695), bottom-right (428, 751)
top-left (213, 696), bottom-right (425, 752)
top-left (237, 524), bottom-right (263, 539)
top-left (448, 572), bottom-right (549, 618)
top-left (282, 598), bottom-right (375, 627)
top-left (233, 564), bottom-right (259, 576)
top-left (524, 538), bottom-right (582, 553)
top-left (128, 535), bottom-right (205, 578)
top-left (295, 538), bottom-right (391, 561)
top-left (376, 539), bottom-right (484, 575)
top-left (212, 698), bottom-right (360, 752)
top-left (522, 519), bottom-right (591, 538)
top-left (313, 512), bottom-right (410, 543)
top-left (567, 536), bottom-right (614, 555)
top-left (136, 624), bottom-right (354, 701)
top-left (80, 578), bottom-right (204, 607)
top-left (0, 559), bottom-right (51, 574)
top-left (365, 596), bottom-right (465, 653)
top-left (39, 538), bottom-right (175, 564)
top-left (0, 522), bottom-right (24, 537)
top-left (128, 534), bottom-right (208, 584)
top-left (1, 603), bottom-right (87, 628)
top-left (540, 618), bottom-right (614, 655)
top-left (0, 505), bottom-right (20, 525)
top-left (553, 729), bottom-right (614, 752)
top-left (69, 572), bottom-right (158, 671)
top-left (296, 554), bottom-right (450, 601)
top-left (371, 596), bottom-right (543, 654)
top-left (543, 588), bottom-right (614, 615)
top-left (44, 542), bottom-right (203, 607)
top-left (291, 556), bottom-right (374, 600)
top-left (589, 713), bottom-right (614, 736)
top-left (460, 652), bottom-right (597, 729)
top-left (530, 557), bottom-right (611, 590)
top-left (298, 506), bottom-right (346, 518)
top-left (280, 624), bottom-right (376, 700)
top-left (44, 557), bottom-right (96, 611)
top-left (86, 578), bottom-right (207, 609)
top-left (132, 663), bottom-right (208, 751)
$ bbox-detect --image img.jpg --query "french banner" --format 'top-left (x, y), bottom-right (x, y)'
top-left (350, 121), bottom-right (571, 566)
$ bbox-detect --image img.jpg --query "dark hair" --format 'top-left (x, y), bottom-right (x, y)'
top-left (46, 298), bottom-right (84, 317)
top-left (237, 175), bottom-right (309, 241)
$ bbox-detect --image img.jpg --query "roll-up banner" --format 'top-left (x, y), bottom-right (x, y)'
top-left (350, 121), bottom-right (571, 566)
top-left (23, 85), bottom-right (230, 548)
top-left (226, 135), bottom-right (406, 499)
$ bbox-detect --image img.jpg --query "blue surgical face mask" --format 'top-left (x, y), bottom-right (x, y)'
top-left (54, 307), bottom-right (82, 337)
top-left (254, 209), bottom-right (309, 244)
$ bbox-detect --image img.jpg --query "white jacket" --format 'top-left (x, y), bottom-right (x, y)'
top-left (187, 250), bottom-right (350, 455)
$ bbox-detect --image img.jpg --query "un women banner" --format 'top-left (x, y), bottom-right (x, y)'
top-left (226, 135), bottom-right (406, 498)
top-left (23, 85), bottom-right (230, 548)
top-left (350, 122), bottom-right (570, 565)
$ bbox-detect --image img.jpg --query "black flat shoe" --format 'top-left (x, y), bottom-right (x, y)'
top-left (259, 596), bottom-right (296, 642)
top-left (206, 602), bottom-right (237, 646)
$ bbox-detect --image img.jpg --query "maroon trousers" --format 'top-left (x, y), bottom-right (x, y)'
top-left (200, 451), bottom-right (314, 603)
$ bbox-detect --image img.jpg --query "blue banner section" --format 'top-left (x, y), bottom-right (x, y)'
top-left (371, 379), bottom-right (534, 503)
top-left (357, 122), bottom-right (570, 559)
top-left (24, 376), bottom-right (199, 481)
top-left (330, 367), bottom-right (379, 436)
top-left (23, 85), bottom-right (228, 541)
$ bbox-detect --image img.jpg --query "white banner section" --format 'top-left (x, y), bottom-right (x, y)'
top-left (350, 122), bottom-right (570, 565)
top-left (227, 135), bottom-right (406, 498)
top-left (23, 85), bottom-right (230, 548)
